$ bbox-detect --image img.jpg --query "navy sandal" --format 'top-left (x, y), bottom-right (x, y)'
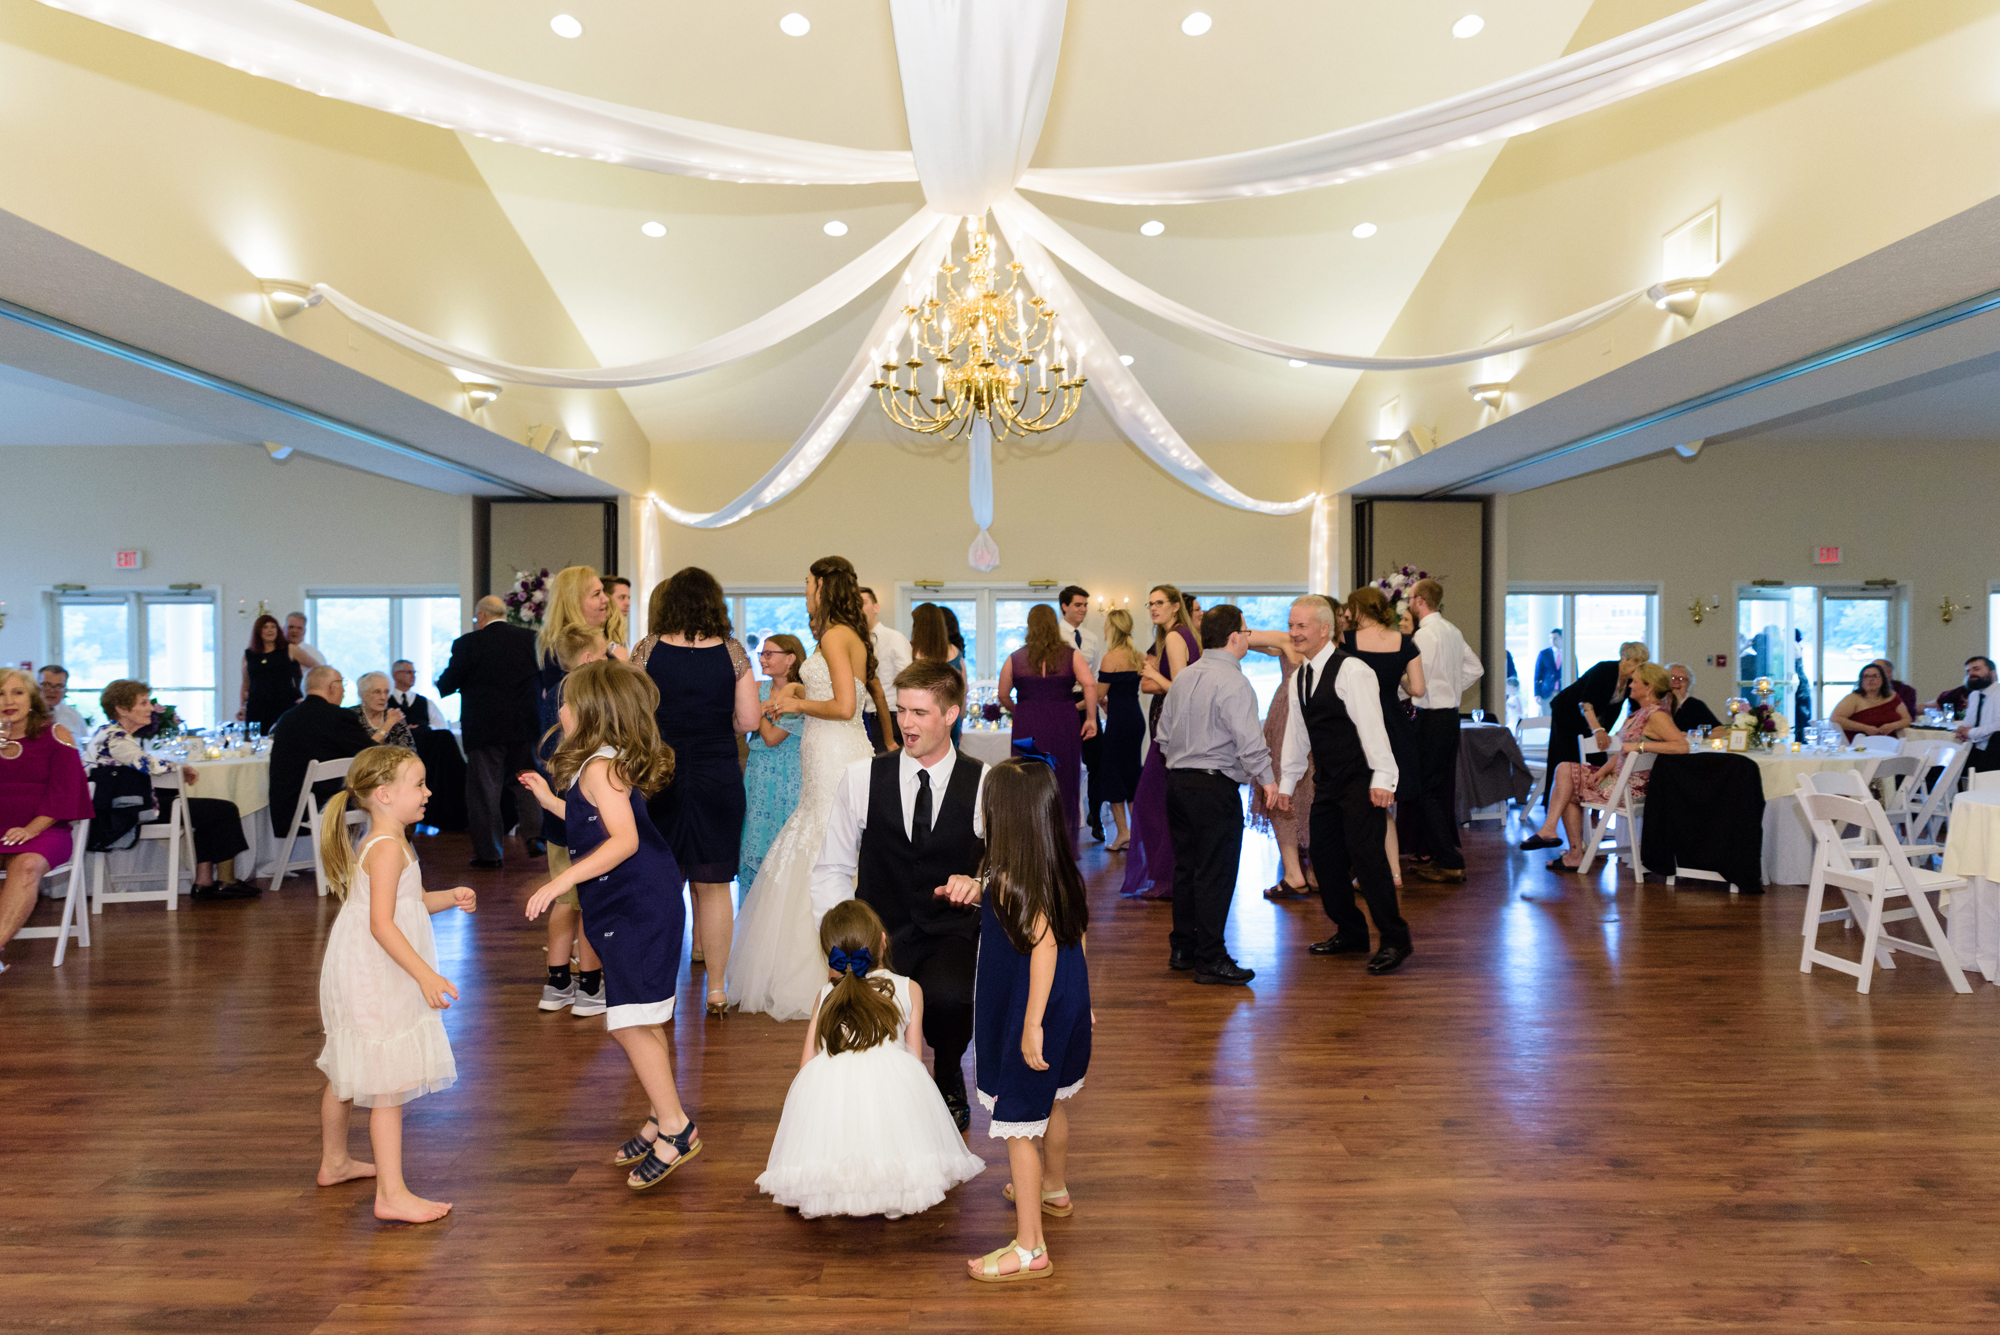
top-left (613, 1117), bottom-right (658, 1167)
top-left (628, 1117), bottom-right (701, 1190)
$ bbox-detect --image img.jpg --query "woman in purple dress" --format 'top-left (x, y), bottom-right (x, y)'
top-left (0, 668), bottom-right (90, 968)
top-left (1120, 585), bottom-right (1200, 900)
top-left (998, 604), bottom-right (1099, 855)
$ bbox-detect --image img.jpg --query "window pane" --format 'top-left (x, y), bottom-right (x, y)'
top-left (399, 597), bottom-right (465, 724)
top-left (1572, 595), bottom-right (1651, 678)
top-left (740, 597), bottom-right (814, 656)
top-left (1228, 596), bottom-right (1299, 717)
top-left (146, 601), bottom-right (216, 729)
top-left (311, 598), bottom-right (392, 704)
top-left (1822, 598), bottom-right (1889, 698)
top-left (1506, 594), bottom-right (1565, 720)
top-left (936, 599), bottom-right (979, 679)
top-left (59, 601), bottom-right (130, 695)
top-left (994, 599), bottom-right (1055, 673)
top-left (1735, 596), bottom-right (1797, 692)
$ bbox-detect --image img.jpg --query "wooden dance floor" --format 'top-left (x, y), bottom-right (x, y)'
top-left (6, 820), bottom-right (2000, 1332)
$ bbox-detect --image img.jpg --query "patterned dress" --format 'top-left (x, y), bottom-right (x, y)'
top-left (1557, 703), bottom-right (1664, 802)
top-left (740, 680), bottom-right (802, 893)
top-left (1249, 655), bottom-right (1312, 848)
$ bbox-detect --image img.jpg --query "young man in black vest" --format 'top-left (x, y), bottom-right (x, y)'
top-left (811, 659), bottom-right (987, 1129)
top-left (1272, 595), bottom-right (1413, 975)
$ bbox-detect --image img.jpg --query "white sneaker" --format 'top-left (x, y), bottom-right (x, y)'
top-left (538, 981), bottom-right (575, 1012)
top-left (572, 978), bottom-right (607, 1017)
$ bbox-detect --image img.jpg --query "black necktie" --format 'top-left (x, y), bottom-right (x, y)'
top-left (911, 769), bottom-right (932, 851)
top-left (1300, 661), bottom-right (1315, 709)
top-left (1074, 629), bottom-right (1082, 648)
top-left (1975, 693), bottom-right (1984, 727)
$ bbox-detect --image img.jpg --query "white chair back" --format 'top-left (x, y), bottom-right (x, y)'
top-left (1903, 743), bottom-right (1967, 844)
top-left (8, 810), bottom-right (92, 966)
top-left (1515, 716), bottom-right (1552, 752)
top-left (1851, 734), bottom-right (1900, 756)
top-left (270, 756), bottom-right (365, 897)
top-left (1969, 770), bottom-right (2000, 793)
top-left (91, 769), bottom-right (194, 914)
top-left (1797, 789), bottom-right (1970, 994)
top-left (1572, 749), bottom-right (1654, 875)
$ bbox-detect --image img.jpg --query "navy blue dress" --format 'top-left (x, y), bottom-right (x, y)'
top-left (639, 638), bottom-right (748, 885)
top-left (567, 746), bottom-right (686, 1029)
top-left (1096, 670), bottom-right (1144, 803)
top-left (973, 896), bottom-right (1091, 1138)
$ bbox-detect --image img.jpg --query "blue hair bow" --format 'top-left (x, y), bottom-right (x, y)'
top-left (1010, 736), bottom-right (1057, 771)
top-left (829, 945), bottom-right (873, 976)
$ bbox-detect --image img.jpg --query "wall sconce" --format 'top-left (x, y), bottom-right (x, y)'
top-left (1940, 596), bottom-right (1971, 624)
top-left (1688, 594), bottom-right (1719, 625)
top-left (258, 279), bottom-right (318, 319)
top-left (464, 382), bottom-right (503, 409)
top-left (262, 441), bottom-right (294, 461)
top-left (1367, 439), bottom-right (1396, 456)
top-left (1469, 382), bottom-right (1509, 410)
top-left (1648, 277), bottom-right (1709, 320)
top-left (1367, 427), bottom-right (1434, 461)
top-left (573, 440), bottom-right (601, 458)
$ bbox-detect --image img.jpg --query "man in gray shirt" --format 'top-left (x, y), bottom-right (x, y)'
top-left (1158, 604), bottom-right (1278, 986)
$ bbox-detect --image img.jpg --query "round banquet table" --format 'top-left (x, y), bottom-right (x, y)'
top-left (1941, 789), bottom-right (2000, 985)
top-left (82, 751), bottom-right (279, 892)
top-left (957, 725), bottom-right (1015, 769)
top-left (1726, 749), bottom-right (1874, 885)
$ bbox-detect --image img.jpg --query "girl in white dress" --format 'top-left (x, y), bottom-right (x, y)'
top-left (758, 900), bottom-right (985, 1218)
top-left (314, 746), bottom-right (477, 1225)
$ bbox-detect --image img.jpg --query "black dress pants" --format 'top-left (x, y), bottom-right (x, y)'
top-left (1165, 769), bottom-right (1244, 968)
top-left (1414, 709), bottom-right (1464, 870)
top-left (891, 928), bottom-right (977, 1094)
top-left (465, 741), bottom-right (533, 862)
top-left (1309, 781), bottom-right (1409, 949)
top-left (149, 793), bottom-right (249, 866)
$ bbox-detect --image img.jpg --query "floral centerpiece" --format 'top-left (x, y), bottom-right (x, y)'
top-left (504, 568), bottom-right (551, 629)
top-left (1726, 697), bottom-right (1785, 746)
top-left (1373, 565), bottom-right (1431, 622)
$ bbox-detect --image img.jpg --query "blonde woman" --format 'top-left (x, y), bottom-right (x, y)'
top-left (1093, 609), bottom-right (1144, 851)
top-left (1529, 639), bottom-right (1650, 823)
top-left (1122, 584), bottom-right (1199, 900)
top-left (1528, 662), bottom-right (1687, 869)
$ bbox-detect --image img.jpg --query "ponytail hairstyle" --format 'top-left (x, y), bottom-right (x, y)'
top-left (1104, 607), bottom-right (1135, 662)
top-left (318, 745), bottom-right (420, 900)
top-left (813, 899), bottom-right (902, 1056)
top-left (548, 658), bottom-right (675, 795)
top-left (807, 556), bottom-right (878, 689)
top-left (977, 757), bottom-right (1090, 955)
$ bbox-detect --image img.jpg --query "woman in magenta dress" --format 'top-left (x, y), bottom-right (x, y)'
top-left (1833, 662), bottom-right (1912, 741)
top-left (1121, 585), bottom-right (1200, 900)
top-left (0, 668), bottom-right (91, 969)
top-left (999, 604), bottom-right (1099, 855)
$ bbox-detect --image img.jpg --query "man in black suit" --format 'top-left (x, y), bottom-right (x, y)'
top-left (437, 595), bottom-right (542, 867)
top-left (268, 665), bottom-right (377, 836)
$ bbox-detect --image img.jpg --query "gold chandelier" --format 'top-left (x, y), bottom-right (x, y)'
top-left (874, 219), bottom-right (1086, 439)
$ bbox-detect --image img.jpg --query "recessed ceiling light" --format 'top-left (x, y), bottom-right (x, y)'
top-left (1139, 220), bottom-right (1166, 237)
top-left (1452, 14), bottom-right (1485, 39)
top-left (1288, 359), bottom-right (1308, 368)
top-left (1181, 12), bottom-right (1212, 36)
top-left (1351, 222), bottom-right (1379, 239)
top-left (549, 13), bottom-right (582, 39)
top-left (779, 12), bottom-right (810, 36)
top-left (1119, 354), bottom-right (1135, 366)
top-left (640, 221), bottom-right (666, 238)
top-left (823, 220), bottom-right (848, 237)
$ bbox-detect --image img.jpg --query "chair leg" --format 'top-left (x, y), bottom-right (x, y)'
top-left (90, 855), bottom-right (105, 916)
top-left (1854, 891), bottom-right (1887, 994)
top-left (165, 819), bottom-right (181, 913)
top-left (74, 865), bottom-right (90, 950)
top-left (1905, 886), bottom-right (1973, 993)
top-left (1799, 875), bottom-right (1830, 974)
top-left (51, 875), bottom-right (79, 967)
top-left (310, 808), bottom-right (329, 898)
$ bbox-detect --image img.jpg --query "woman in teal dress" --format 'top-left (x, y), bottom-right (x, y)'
top-left (740, 634), bottom-right (806, 898)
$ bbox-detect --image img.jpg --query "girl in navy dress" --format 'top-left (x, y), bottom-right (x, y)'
top-left (960, 756), bottom-right (1091, 1283)
top-left (521, 660), bottom-right (700, 1191)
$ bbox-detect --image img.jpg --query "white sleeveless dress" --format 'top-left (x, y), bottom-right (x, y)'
top-left (757, 970), bottom-right (986, 1218)
top-left (316, 834), bottom-right (456, 1108)
top-left (727, 651), bottom-right (874, 1021)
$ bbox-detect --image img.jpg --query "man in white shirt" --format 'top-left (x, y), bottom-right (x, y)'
top-left (37, 665), bottom-right (88, 740)
top-left (285, 612), bottom-right (326, 669)
top-left (387, 660), bottom-right (442, 731)
top-left (1953, 655), bottom-right (2000, 772)
top-left (811, 660), bottom-right (986, 1127)
top-left (1059, 585), bottom-right (1107, 840)
top-left (859, 586), bottom-right (911, 754)
top-left (1406, 579), bottom-right (1483, 884)
top-left (1273, 594), bottom-right (1411, 974)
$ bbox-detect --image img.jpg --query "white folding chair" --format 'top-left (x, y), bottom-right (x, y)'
top-left (1851, 734), bottom-right (1901, 756)
top-left (270, 757), bottom-right (364, 896)
top-left (8, 812), bottom-right (92, 966)
top-left (1515, 715), bottom-right (1552, 798)
top-left (1869, 755), bottom-right (1922, 832)
top-left (92, 771), bottom-right (195, 913)
top-left (1573, 750), bottom-right (1654, 875)
top-left (1968, 770), bottom-right (2000, 793)
top-left (1796, 771), bottom-right (1937, 934)
top-left (1797, 790), bottom-right (1971, 994)
top-left (1903, 743), bottom-right (1968, 846)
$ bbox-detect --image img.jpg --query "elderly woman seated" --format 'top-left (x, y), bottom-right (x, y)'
top-left (1833, 662), bottom-right (1911, 740)
top-left (87, 680), bottom-right (257, 899)
top-left (0, 667), bottom-right (92, 967)
top-left (350, 672), bottom-right (416, 750)
top-left (1520, 662), bottom-right (1688, 870)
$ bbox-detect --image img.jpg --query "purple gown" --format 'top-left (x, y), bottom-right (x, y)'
top-left (1120, 625), bottom-right (1201, 899)
top-left (1008, 647), bottom-right (1083, 855)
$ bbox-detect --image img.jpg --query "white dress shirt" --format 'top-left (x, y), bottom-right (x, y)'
top-left (1279, 642), bottom-right (1398, 795)
top-left (809, 748), bottom-right (990, 925)
top-left (1963, 684), bottom-right (2000, 747)
top-left (387, 690), bottom-right (441, 727)
top-left (868, 625), bottom-right (914, 713)
top-left (1063, 619), bottom-right (1106, 673)
top-left (1411, 611), bottom-right (1484, 710)
top-left (50, 702), bottom-right (88, 742)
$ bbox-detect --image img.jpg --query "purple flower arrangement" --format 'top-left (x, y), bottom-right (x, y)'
top-left (1375, 564), bottom-right (1430, 619)
top-left (504, 568), bottom-right (552, 628)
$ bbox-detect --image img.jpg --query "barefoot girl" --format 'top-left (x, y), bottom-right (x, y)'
top-left (316, 746), bottom-right (475, 1224)
top-left (941, 756), bottom-right (1092, 1282)
top-left (522, 659), bottom-right (700, 1189)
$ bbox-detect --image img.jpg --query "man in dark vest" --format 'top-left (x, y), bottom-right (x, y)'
top-left (811, 659), bottom-right (987, 1130)
top-left (1272, 594), bottom-right (1412, 975)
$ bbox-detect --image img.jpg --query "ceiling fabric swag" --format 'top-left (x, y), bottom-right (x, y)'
top-left (993, 193), bottom-right (1650, 369)
top-left (304, 209), bottom-right (945, 388)
top-left (1014, 0), bottom-right (1874, 204)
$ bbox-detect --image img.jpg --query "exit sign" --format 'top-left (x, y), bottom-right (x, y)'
top-left (1813, 545), bottom-right (1842, 565)
top-left (115, 549), bottom-right (144, 570)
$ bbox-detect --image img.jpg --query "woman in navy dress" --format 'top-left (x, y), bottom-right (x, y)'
top-left (1341, 586), bottom-right (1425, 886)
top-left (522, 660), bottom-right (699, 1191)
top-left (998, 604), bottom-right (1098, 856)
top-left (1121, 585), bottom-right (1200, 900)
top-left (1093, 609), bottom-right (1145, 851)
top-left (635, 567), bottom-right (762, 1019)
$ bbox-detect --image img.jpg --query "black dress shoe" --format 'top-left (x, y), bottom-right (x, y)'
top-left (1193, 961), bottom-right (1255, 986)
top-left (1366, 943), bottom-right (1413, 975)
top-left (1309, 934), bottom-right (1370, 956)
top-left (192, 882), bottom-right (260, 901)
top-left (469, 857), bottom-right (503, 869)
top-left (942, 1091), bottom-right (971, 1134)
top-left (1168, 951), bottom-right (1194, 972)
top-left (524, 838), bottom-right (547, 858)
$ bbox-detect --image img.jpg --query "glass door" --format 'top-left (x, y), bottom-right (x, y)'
top-left (1819, 591), bottom-right (1895, 706)
top-left (1733, 584), bottom-right (1898, 734)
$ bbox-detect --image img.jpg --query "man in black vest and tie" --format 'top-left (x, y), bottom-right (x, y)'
top-left (812, 659), bottom-right (988, 1129)
top-left (1274, 594), bottom-right (1412, 974)
top-left (387, 660), bottom-right (437, 730)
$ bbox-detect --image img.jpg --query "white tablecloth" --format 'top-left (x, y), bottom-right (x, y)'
top-left (1942, 789), bottom-right (2000, 985)
top-left (102, 753), bottom-right (280, 888)
top-left (958, 727), bottom-right (1014, 768)
top-left (1740, 751), bottom-right (1873, 885)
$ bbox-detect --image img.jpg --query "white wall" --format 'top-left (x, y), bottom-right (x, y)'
top-left (0, 444), bottom-right (472, 694)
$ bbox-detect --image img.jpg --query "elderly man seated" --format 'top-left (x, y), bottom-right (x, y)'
top-left (268, 665), bottom-right (390, 834)
top-left (1666, 663), bottom-right (1721, 732)
top-left (37, 665), bottom-right (88, 740)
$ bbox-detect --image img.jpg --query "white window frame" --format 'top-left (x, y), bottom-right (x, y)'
top-left (42, 586), bottom-right (223, 727)
top-left (303, 587), bottom-right (464, 711)
top-left (1505, 582), bottom-right (1662, 681)
top-left (895, 583), bottom-right (1075, 682)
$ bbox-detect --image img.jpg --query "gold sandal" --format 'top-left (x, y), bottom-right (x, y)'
top-left (1002, 1182), bottom-right (1074, 1217)
top-left (968, 1238), bottom-right (1051, 1283)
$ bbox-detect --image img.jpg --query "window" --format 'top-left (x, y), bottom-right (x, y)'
top-left (723, 591), bottom-right (814, 680)
top-left (49, 590), bottom-right (218, 729)
top-left (1505, 587), bottom-right (1660, 723)
top-left (304, 590), bottom-right (463, 719)
top-left (1182, 589), bottom-right (1305, 716)
top-left (896, 587), bottom-right (1007, 681)
top-left (993, 598), bottom-right (1056, 676)
top-left (1729, 584), bottom-right (1901, 727)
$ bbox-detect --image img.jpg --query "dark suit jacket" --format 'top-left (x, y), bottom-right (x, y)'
top-left (1533, 647), bottom-right (1561, 702)
top-left (268, 695), bottom-right (375, 834)
top-left (1546, 659), bottom-right (1624, 773)
top-left (436, 622), bottom-right (541, 749)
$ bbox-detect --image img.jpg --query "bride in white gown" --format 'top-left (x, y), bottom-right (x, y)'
top-left (728, 558), bottom-right (887, 1021)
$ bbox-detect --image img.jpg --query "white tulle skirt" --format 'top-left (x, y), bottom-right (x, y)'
top-left (758, 1042), bottom-right (986, 1218)
top-left (728, 785), bottom-right (841, 1022)
top-left (316, 891), bottom-right (456, 1109)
